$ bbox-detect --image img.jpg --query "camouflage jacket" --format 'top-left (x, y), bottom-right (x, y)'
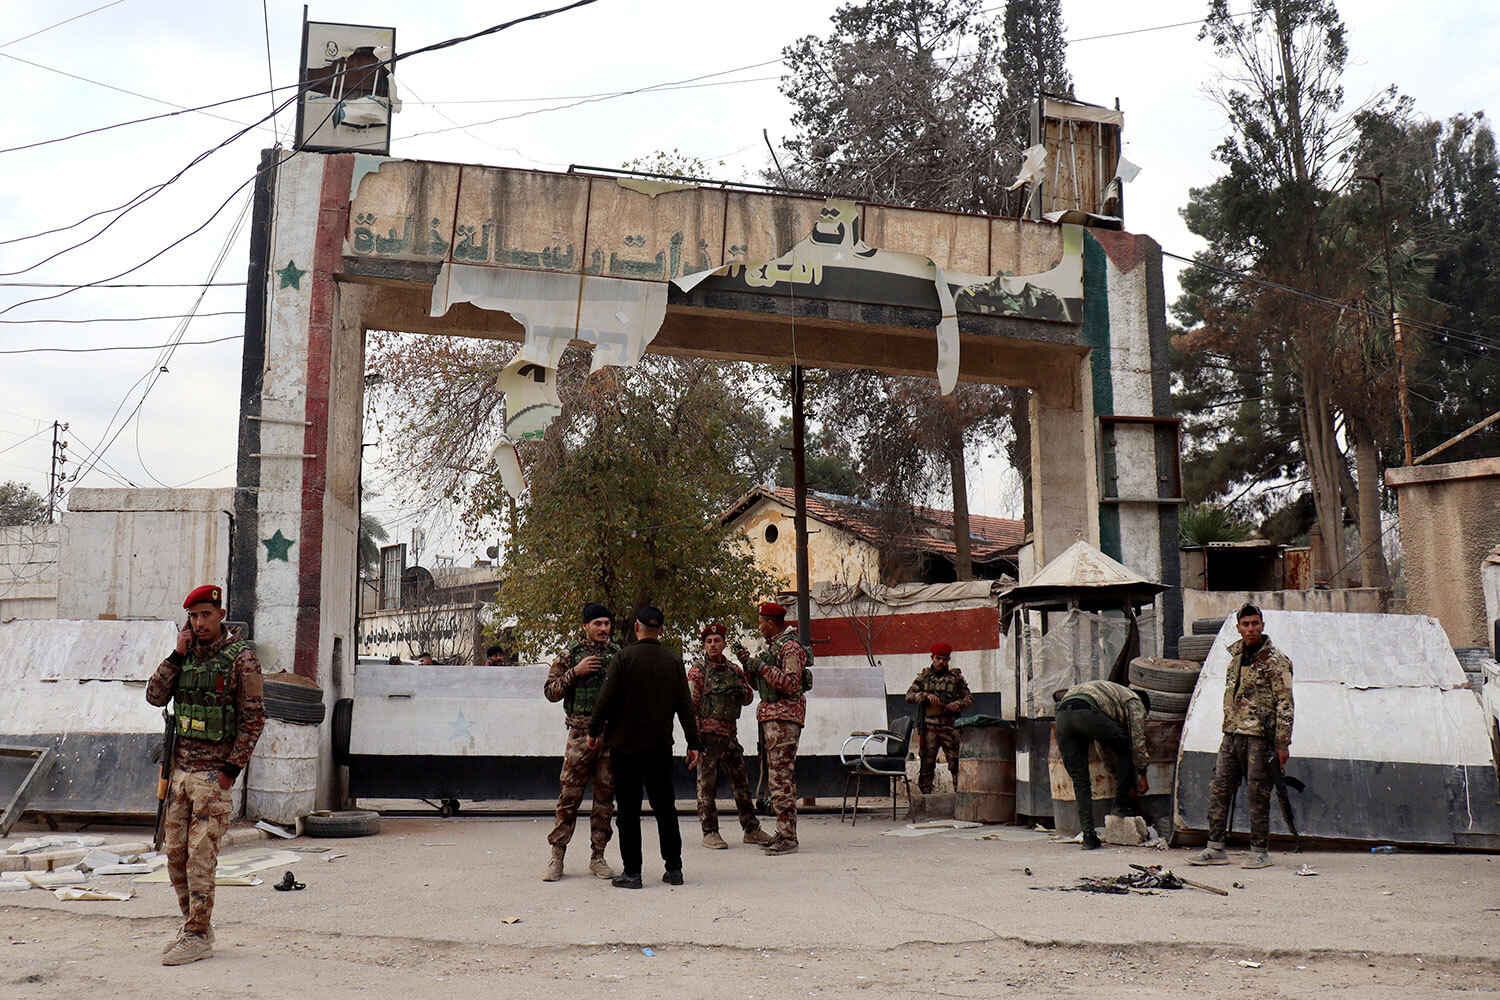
top-left (904, 667), bottom-right (973, 725)
top-left (1061, 679), bottom-right (1148, 773)
top-left (544, 639), bottom-right (617, 731)
top-left (687, 657), bottom-right (754, 738)
top-left (743, 628), bottom-right (807, 726)
top-left (145, 626), bottom-right (265, 777)
top-left (1222, 636), bottom-right (1295, 749)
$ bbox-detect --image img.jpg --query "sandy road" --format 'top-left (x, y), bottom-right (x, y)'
top-left (3, 813), bottom-right (1498, 998)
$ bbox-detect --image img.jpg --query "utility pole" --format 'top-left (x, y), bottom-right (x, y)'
top-left (47, 421), bottom-right (69, 523)
top-left (790, 365), bottom-right (811, 647)
top-left (1356, 173), bottom-right (1414, 465)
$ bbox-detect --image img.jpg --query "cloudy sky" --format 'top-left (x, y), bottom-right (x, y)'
top-left (1, 0), bottom-right (1496, 560)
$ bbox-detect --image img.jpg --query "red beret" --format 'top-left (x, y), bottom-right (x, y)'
top-left (758, 601), bottom-right (786, 618)
top-left (931, 642), bottom-right (953, 656)
top-left (702, 623), bottom-right (727, 639)
top-left (183, 584), bottom-right (222, 609)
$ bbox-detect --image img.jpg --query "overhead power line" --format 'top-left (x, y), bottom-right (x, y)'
top-left (0, 280), bottom-right (244, 288)
top-left (0, 334), bottom-right (242, 355)
top-left (0, 311), bottom-right (241, 325)
top-left (0, 1), bottom-right (125, 50)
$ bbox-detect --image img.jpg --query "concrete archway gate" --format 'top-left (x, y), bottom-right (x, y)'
top-left (231, 151), bottom-right (1181, 801)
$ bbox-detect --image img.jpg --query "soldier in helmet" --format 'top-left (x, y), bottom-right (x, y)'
top-left (688, 624), bottom-right (772, 850)
top-left (541, 602), bottom-right (618, 882)
top-left (904, 642), bottom-right (973, 795)
top-left (145, 584), bottom-right (265, 966)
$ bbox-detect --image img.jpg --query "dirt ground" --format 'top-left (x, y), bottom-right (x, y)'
top-left (2, 810), bottom-right (1498, 999)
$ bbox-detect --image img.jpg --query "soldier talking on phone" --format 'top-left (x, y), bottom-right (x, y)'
top-left (145, 584), bottom-right (265, 966)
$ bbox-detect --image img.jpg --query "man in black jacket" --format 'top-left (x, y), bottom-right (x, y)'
top-left (589, 606), bottom-right (702, 888)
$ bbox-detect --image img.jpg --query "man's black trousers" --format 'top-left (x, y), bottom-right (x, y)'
top-left (1053, 699), bottom-right (1137, 836)
top-left (610, 748), bottom-right (682, 876)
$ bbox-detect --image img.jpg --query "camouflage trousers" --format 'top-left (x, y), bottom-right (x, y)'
top-left (547, 726), bottom-right (614, 856)
top-left (917, 723), bottom-right (961, 794)
top-left (696, 732), bottom-right (761, 835)
top-left (163, 769), bottom-right (233, 935)
top-left (762, 719), bottom-right (802, 842)
top-left (1206, 733), bottom-right (1273, 851)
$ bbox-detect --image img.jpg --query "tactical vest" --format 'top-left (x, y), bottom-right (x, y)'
top-left (173, 640), bottom-right (246, 743)
top-left (755, 636), bottom-right (814, 704)
top-left (563, 642), bottom-right (615, 716)
top-left (698, 662), bottom-right (745, 721)
top-left (922, 669), bottom-right (961, 713)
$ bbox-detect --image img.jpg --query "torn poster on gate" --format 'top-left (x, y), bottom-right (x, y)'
top-left (431, 264), bottom-right (669, 498)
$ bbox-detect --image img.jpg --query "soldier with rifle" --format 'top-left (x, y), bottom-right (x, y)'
top-left (904, 642), bottom-right (973, 795)
top-left (1189, 604), bottom-right (1295, 869)
top-left (145, 584), bottom-right (265, 966)
top-left (688, 624), bottom-right (771, 849)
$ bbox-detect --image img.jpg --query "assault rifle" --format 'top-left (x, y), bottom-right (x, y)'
top-left (1259, 712), bottom-right (1306, 852)
top-left (152, 709), bottom-right (176, 852)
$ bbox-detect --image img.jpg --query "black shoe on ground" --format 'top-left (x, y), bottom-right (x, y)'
top-left (611, 873), bottom-right (644, 889)
top-left (1081, 832), bottom-right (1102, 850)
top-left (662, 869), bottom-right (684, 885)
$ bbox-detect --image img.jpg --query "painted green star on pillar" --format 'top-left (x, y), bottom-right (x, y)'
top-left (262, 529), bottom-right (295, 562)
top-left (275, 259), bottom-right (307, 290)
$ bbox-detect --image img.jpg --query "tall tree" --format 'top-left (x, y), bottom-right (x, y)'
top-left (1177, 0), bottom-right (1404, 583)
top-left (1000, 0), bottom-right (1073, 108)
top-left (779, 0), bottom-right (1034, 577)
top-left (0, 481), bottom-right (47, 527)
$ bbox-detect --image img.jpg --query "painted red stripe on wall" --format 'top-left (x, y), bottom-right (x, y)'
top-left (810, 606), bottom-right (999, 659)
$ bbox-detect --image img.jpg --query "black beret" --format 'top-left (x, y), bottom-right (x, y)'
top-left (636, 606), bottom-right (664, 628)
top-left (582, 603), bottom-right (612, 624)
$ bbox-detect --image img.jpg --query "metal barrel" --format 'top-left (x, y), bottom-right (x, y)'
top-left (244, 719), bottom-right (319, 825)
top-left (954, 723), bottom-right (1016, 824)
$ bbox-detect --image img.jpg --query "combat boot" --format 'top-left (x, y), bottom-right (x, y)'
top-left (1187, 842), bottom-right (1229, 865)
top-left (1240, 851), bottom-right (1273, 869)
top-left (762, 835), bottom-right (799, 856)
top-left (542, 848), bottom-right (565, 882)
top-left (161, 932), bottom-right (213, 966)
top-left (161, 926), bottom-right (214, 954)
top-left (702, 831), bottom-right (728, 850)
top-left (589, 855), bottom-right (616, 878)
top-left (742, 828), bottom-right (772, 845)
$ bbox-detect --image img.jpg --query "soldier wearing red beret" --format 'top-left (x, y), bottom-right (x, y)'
top-left (145, 584), bottom-right (264, 965)
top-left (905, 641), bottom-right (973, 795)
top-left (733, 601), bottom-right (811, 855)
top-left (687, 624), bottom-right (770, 850)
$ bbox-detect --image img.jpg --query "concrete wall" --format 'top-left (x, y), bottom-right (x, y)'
top-left (0, 524), bottom-right (59, 621)
top-left (1182, 587), bottom-right (1392, 627)
top-left (55, 488), bottom-right (233, 623)
top-left (1387, 458), bottom-right (1500, 647)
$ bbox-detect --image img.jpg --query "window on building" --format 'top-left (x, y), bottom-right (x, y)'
top-left (379, 543), bottom-right (406, 611)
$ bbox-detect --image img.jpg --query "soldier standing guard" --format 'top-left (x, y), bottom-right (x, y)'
top-left (145, 584), bottom-right (265, 966)
top-left (688, 624), bottom-right (772, 850)
top-left (736, 601), bottom-right (809, 856)
top-left (904, 642), bottom-right (973, 794)
top-left (541, 603), bottom-right (619, 882)
top-left (1189, 604), bottom-right (1295, 870)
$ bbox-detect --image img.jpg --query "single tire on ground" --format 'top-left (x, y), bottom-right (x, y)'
top-left (1128, 656), bottom-right (1203, 694)
top-left (331, 698), bottom-right (353, 766)
top-left (304, 809), bottom-right (380, 838)
top-left (1176, 635), bottom-right (1216, 661)
top-left (264, 679), bottom-right (323, 704)
top-left (1136, 687), bottom-right (1193, 717)
top-left (263, 696), bottom-right (326, 725)
top-left (1191, 617), bottom-right (1228, 636)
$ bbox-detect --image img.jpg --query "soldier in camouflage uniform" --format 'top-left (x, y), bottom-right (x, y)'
top-left (1189, 604), bottom-right (1295, 870)
top-left (904, 642), bottom-right (973, 794)
top-left (736, 601), bottom-right (809, 856)
top-left (541, 603), bottom-right (618, 881)
top-left (145, 584), bottom-right (265, 966)
top-left (688, 624), bottom-right (771, 849)
top-left (1053, 679), bottom-right (1151, 849)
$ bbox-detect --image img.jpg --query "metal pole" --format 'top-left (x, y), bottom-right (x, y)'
top-left (1361, 173), bottom-right (1414, 465)
top-left (791, 365), bottom-right (811, 646)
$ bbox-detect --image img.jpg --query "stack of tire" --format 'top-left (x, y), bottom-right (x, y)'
top-left (1127, 654), bottom-right (1203, 826)
top-left (263, 672), bottom-right (326, 725)
top-left (1175, 616), bottom-right (1226, 668)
